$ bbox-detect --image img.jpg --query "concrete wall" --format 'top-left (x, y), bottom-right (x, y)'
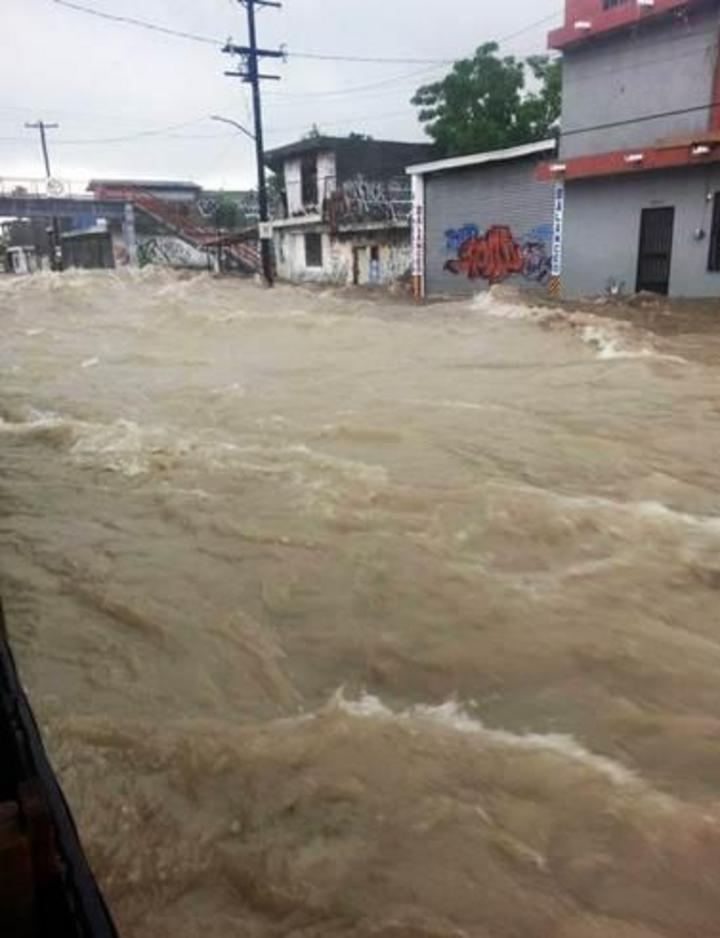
top-left (424, 158), bottom-right (555, 296)
top-left (560, 6), bottom-right (720, 158)
top-left (136, 235), bottom-right (209, 269)
top-left (317, 151), bottom-right (337, 203)
top-left (62, 232), bottom-right (115, 270)
top-left (273, 226), bottom-right (410, 285)
top-left (274, 227), bottom-right (331, 282)
top-left (562, 164), bottom-right (720, 296)
top-left (284, 158), bottom-right (303, 215)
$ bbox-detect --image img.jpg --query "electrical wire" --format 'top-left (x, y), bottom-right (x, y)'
top-left (51, 0), bottom-right (561, 64)
top-left (3, 98), bottom-right (719, 148)
top-left (53, 0), bottom-right (221, 45)
top-left (561, 99), bottom-right (720, 138)
top-left (263, 65), bottom-right (445, 100)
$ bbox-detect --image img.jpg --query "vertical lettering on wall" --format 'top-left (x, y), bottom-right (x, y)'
top-left (411, 174), bottom-right (425, 299)
top-left (549, 182), bottom-right (565, 295)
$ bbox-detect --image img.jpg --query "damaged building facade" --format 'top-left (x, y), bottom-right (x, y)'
top-left (266, 136), bottom-right (435, 286)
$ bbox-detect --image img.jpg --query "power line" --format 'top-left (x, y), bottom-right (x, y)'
top-left (52, 0), bottom-right (220, 45)
top-left (4, 99), bottom-right (719, 150)
top-left (264, 65), bottom-right (444, 100)
top-left (51, 0), bottom-right (561, 64)
top-left (562, 99), bottom-right (720, 138)
top-left (41, 117), bottom-right (209, 145)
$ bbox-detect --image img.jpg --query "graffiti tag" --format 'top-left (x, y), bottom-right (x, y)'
top-left (445, 224), bottom-right (479, 252)
top-left (520, 242), bottom-right (552, 284)
top-left (444, 224), bottom-right (552, 284)
top-left (325, 175), bottom-right (412, 227)
top-left (444, 225), bottom-right (523, 283)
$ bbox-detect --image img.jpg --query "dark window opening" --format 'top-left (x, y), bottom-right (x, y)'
top-left (602, 0), bottom-right (629, 9)
top-left (301, 156), bottom-right (319, 206)
top-left (305, 233), bottom-right (323, 268)
top-left (708, 193), bottom-right (720, 272)
top-left (370, 245), bottom-right (380, 262)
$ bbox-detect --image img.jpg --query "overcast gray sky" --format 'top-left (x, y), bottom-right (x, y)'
top-left (2, 0), bottom-right (561, 191)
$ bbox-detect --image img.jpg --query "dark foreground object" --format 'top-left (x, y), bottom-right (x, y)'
top-left (0, 602), bottom-right (119, 938)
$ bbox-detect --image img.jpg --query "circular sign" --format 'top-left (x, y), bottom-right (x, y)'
top-left (46, 178), bottom-right (65, 196)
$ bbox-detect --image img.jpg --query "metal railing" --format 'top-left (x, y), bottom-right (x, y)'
top-left (0, 177), bottom-right (90, 199)
top-left (100, 185), bottom-right (261, 272)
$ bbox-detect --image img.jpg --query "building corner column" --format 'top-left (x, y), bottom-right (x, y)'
top-left (411, 173), bottom-right (425, 301)
top-left (122, 202), bottom-right (139, 267)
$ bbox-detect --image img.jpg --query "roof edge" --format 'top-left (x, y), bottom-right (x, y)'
top-left (406, 139), bottom-right (557, 176)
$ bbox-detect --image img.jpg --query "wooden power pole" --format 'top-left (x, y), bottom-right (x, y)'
top-left (25, 120), bottom-right (64, 271)
top-left (223, 0), bottom-right (283, 287)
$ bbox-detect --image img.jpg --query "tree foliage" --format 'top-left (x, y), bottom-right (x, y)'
top-left (412, 43), bottom-right (561, 156)
top-left (212, 196), bottom-right (240, 231)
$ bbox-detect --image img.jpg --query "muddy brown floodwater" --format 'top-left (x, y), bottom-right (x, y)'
top-left (2, 268), bottom-right (720, 938)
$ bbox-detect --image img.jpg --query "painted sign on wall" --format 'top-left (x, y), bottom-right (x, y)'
top-left (551, 183), bottom-right (565, 277)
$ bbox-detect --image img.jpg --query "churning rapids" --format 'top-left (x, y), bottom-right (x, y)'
top-left (2, 268), bottom-right (720, 938)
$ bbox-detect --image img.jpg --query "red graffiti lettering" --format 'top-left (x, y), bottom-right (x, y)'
top-left (444, 225), bottom-right (524, 283)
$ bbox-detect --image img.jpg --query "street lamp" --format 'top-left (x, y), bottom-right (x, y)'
top-left (210, 115), bottom-right (270, 281)
top-left (210, 115), bottom-right (256, 142)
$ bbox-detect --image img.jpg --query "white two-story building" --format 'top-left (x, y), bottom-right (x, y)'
top-left (266, 135), bottom-right (435, 286)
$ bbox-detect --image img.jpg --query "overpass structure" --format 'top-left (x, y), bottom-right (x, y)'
top-left (0, 191), bottom-right (261, 274)
top-left (0, 193), bottom-right (139, 266)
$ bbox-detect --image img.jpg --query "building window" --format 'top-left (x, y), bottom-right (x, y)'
top-left (708, 193), bottom-right (720, 272)
top-left (602, 0), bottom-right (629, 8)
top-left (301, 155), bottom-right (318, 206)
top-left (305, 233), bottom-right (323, 268)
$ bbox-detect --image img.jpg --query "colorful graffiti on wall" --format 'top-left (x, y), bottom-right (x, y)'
top-left (444, 223), bottom-right (552, 284)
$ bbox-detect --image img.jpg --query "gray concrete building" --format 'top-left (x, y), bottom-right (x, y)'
top-left (407, 141), bottom-right (557, 298)
top-left (546, 0), bottom-right (720, 297)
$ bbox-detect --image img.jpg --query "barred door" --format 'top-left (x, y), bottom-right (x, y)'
top-left (636, 207), bottom-right (674, 295)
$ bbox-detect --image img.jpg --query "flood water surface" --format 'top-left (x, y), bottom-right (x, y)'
top-left (2, 269), bottom-right (720, 937)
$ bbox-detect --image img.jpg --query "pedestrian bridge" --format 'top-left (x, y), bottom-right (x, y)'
top-left (0, 182), bottom-right (139, 265)
top-left (0, 194), bottom-right (130, 222)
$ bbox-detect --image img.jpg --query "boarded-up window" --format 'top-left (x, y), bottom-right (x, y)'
top-left (305, 233), bottom-right (323, 268)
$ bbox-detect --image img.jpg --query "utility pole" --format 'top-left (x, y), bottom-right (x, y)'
top-left (25, 120), bottom-right (63, 272)
top-left (223, 0), bottom-right (283, 287)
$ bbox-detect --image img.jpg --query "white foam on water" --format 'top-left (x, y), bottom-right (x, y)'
top-left (472, 292), bottom-right (539, 321)
top-left (0, 406), bottom-right (67, 435)
top-left (579, 325), bottom-right (650, 360)
top-left (334, 693), bottom-right (636, 787)
top-left (470, 291), bottom-right (688, 363)
top-left (81, 357), bottom-right (100, 369)
top-left (578, 324), bottom-right (687, 362)
top-left (494, 482), bottom-right (720, 539)
top-left (557, 490), bottom-right (720, 537)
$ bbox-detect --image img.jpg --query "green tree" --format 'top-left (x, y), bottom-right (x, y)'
top-left (522, 55), bottom-right (562, 142)
top-left (412, 43), bottom-right (561, 156)
top-left (212, 195), bottom-right (240, 231)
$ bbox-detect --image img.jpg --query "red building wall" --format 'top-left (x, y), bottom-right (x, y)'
top-left (549, 0), bottom-right (706, 49)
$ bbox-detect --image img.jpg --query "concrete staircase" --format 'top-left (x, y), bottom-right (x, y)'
top-left (99, 186), bottom-right (261, 274)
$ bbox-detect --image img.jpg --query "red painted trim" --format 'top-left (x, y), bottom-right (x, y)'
top-left (537, 143), bottom-right (720, 181)
top-left (549, 0), bottom-right (702, 50)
